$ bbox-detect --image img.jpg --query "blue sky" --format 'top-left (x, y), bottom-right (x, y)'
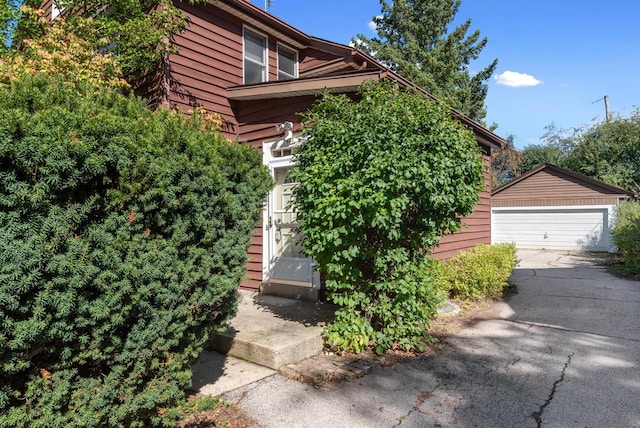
top-left (250, 0), bottom-right (640, 149)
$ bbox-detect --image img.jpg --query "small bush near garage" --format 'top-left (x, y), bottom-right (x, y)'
top-left (292, 81), bottom-right (484, 354)
top-left (0, 75), bottom-right (271, 427)
top-left (444, 243), bottom-right (517, 300)
top-left (612, 201), bottom-right (640, 274)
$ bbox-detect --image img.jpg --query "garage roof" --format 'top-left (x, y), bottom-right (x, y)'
top-left (493, 163), bottom-right (636, 198)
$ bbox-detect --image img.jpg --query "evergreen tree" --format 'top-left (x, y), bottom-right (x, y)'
top-left (0, 74), bottom-right (271, 426)
top-left (354, 0), bottom-right (497, 121)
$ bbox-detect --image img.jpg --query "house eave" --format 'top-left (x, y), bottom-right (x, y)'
top-left (227, 70), bottom-right (385, 101)
top-left (211, 0), bottom-right (310, 49)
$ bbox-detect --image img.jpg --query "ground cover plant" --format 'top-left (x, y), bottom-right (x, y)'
top-left (0, 74), bottom-right (271, 427)
top-left (291, 81), bottom-right (484, 354)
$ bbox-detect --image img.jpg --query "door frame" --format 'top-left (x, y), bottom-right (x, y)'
top-left (262, 136), bottom-right (320, 289)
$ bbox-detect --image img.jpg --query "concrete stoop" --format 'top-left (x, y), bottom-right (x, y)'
top-left (210, 290), bottom-right (336, 370)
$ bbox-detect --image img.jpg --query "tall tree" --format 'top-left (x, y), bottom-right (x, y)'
top-left (354, 0), bottom-right (498, 121)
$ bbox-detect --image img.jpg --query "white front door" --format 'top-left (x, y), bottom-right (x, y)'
top-left (263, 138), bottom-right (319, 289)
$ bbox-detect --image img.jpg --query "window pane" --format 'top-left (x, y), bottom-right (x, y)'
top-left (244, 29), bottom-right (267, 84)
top-left (245, 31), bottom-right (265, 63)
top-left (244, 61), bottom-right (264, 84)
top-left (278, 47), bottom-right (297, 80)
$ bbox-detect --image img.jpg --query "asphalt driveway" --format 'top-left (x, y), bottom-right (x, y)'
top-left (226, 250), bottom-right (640, 427)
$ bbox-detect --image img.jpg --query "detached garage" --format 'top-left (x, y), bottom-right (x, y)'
top-left (492, 164), bottom-right (635, 252)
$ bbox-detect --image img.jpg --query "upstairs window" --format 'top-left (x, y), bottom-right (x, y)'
top-left (243, 28), bottom-right (267, 84)
top-left (52, 1), bottom-right (64, 20)
top-left (277, 44), bottom-right (298, 80)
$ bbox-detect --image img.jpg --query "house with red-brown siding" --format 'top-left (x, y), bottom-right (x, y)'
top-left (43, 0), bottom-right (507, 299)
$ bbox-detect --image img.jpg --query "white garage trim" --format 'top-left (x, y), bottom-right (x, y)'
top-left (492, 204), bottom-right (617, 252)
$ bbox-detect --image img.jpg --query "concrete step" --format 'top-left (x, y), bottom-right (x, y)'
top-left (210, 290), bottom-right (336, 370)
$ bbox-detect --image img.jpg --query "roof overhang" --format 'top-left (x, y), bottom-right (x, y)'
top-left (210, 0), bottom-right (309, 49)
top-left (227, 70), bottom-right (386, 101)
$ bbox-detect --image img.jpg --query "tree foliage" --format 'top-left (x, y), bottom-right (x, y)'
top-left (354, 0), bottom-right (498, 121)
top-left (519, 123), bottom-right (574, 173)
top-left (566, 111), bottom-right (640, 192)
top-left (0, 74), bottom-right (271, 427)
top-left (0, 0), bottom-right (19, 54)
top-left (291, 82), bottom-right (484, 353)
top-left (491, 111), bottom-right (640, 193)
top-left (611, 201), bottom-right (640, 275)
top-left (491, 134), bottom-right (522, 188)
top-left (0, 7), bottom-right (128, 91)
top-left (6, 0), bottom-right (205, 84)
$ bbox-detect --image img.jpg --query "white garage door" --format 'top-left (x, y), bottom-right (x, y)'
top-left (492, 207), bottom-right (613, 252)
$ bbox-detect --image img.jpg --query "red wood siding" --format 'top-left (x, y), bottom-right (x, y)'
top-left (236, 95), bottom-right (315, 147)
top-left (431, 154), bottom-right (492, 260)
top-left (242, 221), bottom-right (264, 290)
top-left (41, 0), bottom-right (53, 20)
top-left (168, 3), bottom-right (245, 138)
top-left (168, 2), bottom-right (345, 142)
top-left (300, 48), bottom-right (339, 69)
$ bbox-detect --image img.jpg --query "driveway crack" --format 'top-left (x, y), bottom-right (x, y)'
top-left (531, 352), bottom-right (574, 427)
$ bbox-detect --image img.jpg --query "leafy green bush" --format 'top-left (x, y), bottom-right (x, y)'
top-left (292, 81), bottom-right (484, 353)
top-left (612, 201), bottom-right (640, 274)
top-left (0, 75), bottom-right (271, 427)
top-left (323, 257), bottom-right (447, 354)
top-left (444, 243), bottom-right (517, 300)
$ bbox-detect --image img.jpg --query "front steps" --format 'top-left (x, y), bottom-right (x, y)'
top-left (210, 290), bottom-right (336, 370)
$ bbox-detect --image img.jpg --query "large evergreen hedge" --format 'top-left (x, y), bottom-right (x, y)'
top-left (0, 75), bottom-right (271, 427)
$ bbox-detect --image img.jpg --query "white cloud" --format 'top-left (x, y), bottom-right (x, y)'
top-left (494, 71), bottom-right (543, 87)
top-left (368, 16), bottom-right (381, 31)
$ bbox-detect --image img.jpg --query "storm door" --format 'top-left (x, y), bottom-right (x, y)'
top-left (263, 138), bottom-right (318, 289)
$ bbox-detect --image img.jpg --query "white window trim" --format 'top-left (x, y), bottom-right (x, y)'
top-left (277, 43), bottom-right (298, 80)
top-left (52, 1), bottom-right (64, 20)
top-left (242, 26), bottom-right (269, 84)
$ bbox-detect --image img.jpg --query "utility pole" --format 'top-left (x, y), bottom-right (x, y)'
top-left (604, 95), bottom-right (611, 123)
top-left (593, 96), bottom-right (612, 123)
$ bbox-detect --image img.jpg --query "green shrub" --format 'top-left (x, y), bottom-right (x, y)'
top-left (444, 243), bottom-right (517, 300)
top-left (292, 81), bottom-right (484, 353)
top-left (323, 257), bottom-right (447, 354)
top-left (0, 74), bottom-right (271, 427)
top-left (612, 201), bottom-right (640, 274)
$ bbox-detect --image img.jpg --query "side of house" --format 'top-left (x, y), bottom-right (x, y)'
top-left (41, 0), bottom-right (506, 297)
